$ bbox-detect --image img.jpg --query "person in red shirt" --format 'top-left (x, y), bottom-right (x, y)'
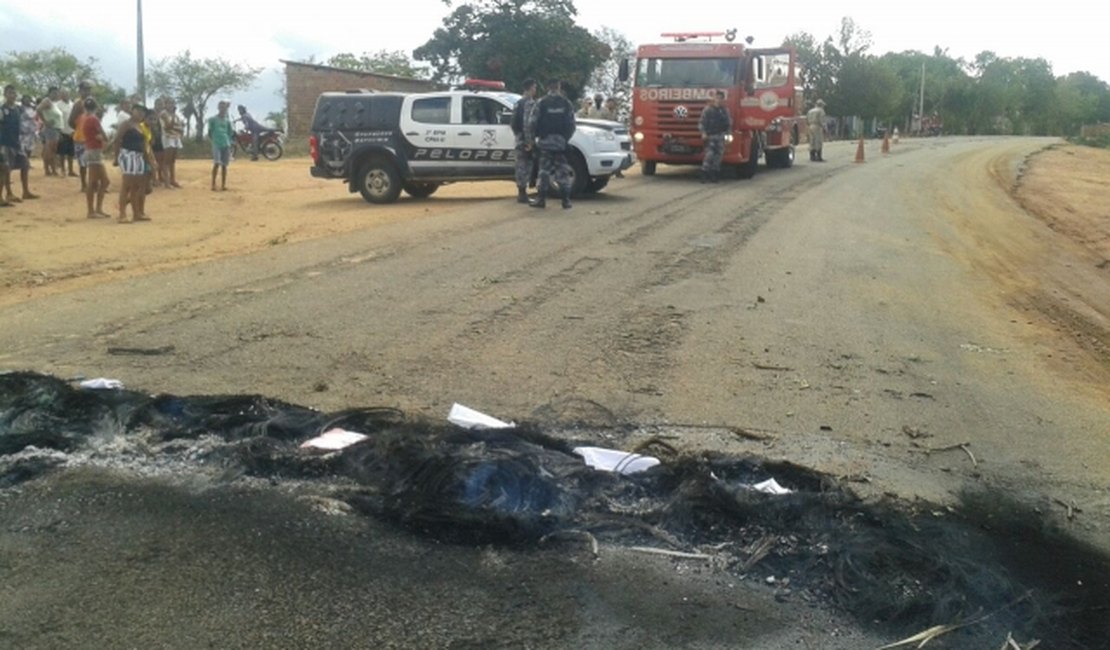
top-left (81, 98), bottom-right (110, 219)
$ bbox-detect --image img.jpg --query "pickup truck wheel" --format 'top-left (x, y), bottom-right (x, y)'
top-left (567, 151), bottom-right (589, 197)
top-left (641, 160), bottom-right (657, 176)
top-left (584, 176), bottom-right (610, 194)
top-left (402, 181), bottom-right (440, 198)
top-left (357, 159), bottom-right (402, 204)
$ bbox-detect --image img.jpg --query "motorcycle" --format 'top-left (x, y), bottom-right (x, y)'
top-left (234, 128), bottom-right (284, 161)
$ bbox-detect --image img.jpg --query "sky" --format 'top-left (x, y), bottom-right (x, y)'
top-left (2, 0), bottom-right (1107, 119)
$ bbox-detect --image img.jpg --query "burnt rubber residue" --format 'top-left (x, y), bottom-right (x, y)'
top-left (2, 371), bottom-right (1108, 648)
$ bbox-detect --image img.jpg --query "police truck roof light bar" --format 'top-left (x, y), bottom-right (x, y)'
top-left (661, 29), bottom-right (738, 42)
top-left (456, 79), bottom-right (506, 91)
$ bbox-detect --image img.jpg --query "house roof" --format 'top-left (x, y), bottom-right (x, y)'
top-left (279, 59), bottom-right (437, 85)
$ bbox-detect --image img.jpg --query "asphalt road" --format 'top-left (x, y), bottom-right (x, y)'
top-left (2, 136), bottom-right (1108, 648)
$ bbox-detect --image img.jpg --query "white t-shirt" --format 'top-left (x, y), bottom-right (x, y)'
top-left (55, 100), bottom-right (74, 134)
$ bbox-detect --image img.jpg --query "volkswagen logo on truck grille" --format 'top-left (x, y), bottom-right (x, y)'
top-left (674, 105), bottom-right (688, 119)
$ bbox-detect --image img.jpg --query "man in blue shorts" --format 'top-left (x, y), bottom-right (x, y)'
top-left (1, 84), bottom-right (38, 203)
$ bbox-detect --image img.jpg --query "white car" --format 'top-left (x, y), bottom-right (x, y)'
top-left (309, 86), bottom-right (634, 204)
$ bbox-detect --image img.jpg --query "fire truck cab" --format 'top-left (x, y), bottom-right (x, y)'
top-left (623, 32), bottom-right (805, 178)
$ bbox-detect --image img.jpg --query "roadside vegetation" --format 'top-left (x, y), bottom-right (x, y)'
top-left (2, 2), bottom-right (1109, 139)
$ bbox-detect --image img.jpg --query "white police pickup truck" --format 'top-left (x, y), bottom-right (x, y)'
top-left (309, 81), bottom-right (634, 204)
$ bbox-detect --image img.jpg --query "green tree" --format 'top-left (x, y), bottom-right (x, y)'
top-left (414, 0), bottom-right (609, 100)
top-left (880, 49), bottom-right (974, 134)
top-left (265, 110), bottom-right (286, 131)
top-left (148, 51), bottom-right (260, 142)
top-left (783, 31), bottom-right (836, 105)
top-left (0, 48), bottom-right (126, 101)
top-left (1055, 71), bottom-right (1110, 135)
top-left (586, 27), bottom-right (633, 115)
top-left (970, 54), bottom-right (1058, 135)
top-left (1017, 58), bottom-right (1057, 135)
top-left (324, 50), bottom-right (427, 78)
top-left (832, 55), bottom-right (903, 126)
top-left (834, 16), bottom-right (872, 59)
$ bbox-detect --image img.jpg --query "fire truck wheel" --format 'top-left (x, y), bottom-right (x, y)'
top-left (738, 139), bottom-right (761, 179)
top-left (767, 146), bottom-right (794, 169)
top-left (641, 160), bottom-right (657, 176)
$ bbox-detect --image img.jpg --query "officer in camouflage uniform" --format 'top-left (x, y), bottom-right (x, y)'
top-left (698, 90), bottom-right (731, 183)
top-left (527, 78), bottom-right (576, 210)
top-left (510, 78), bottom-right (538, 204)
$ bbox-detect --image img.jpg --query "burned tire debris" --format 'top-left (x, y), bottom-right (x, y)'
top-left (2, 371), bottom-right (1108, 648)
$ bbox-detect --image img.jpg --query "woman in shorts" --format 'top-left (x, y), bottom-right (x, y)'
top-left (81, 98), bottom-right (110, 219)
top-left (114, 104), bottom-right (157, 223)
top-left (159, 97), bottom-right (185, 188)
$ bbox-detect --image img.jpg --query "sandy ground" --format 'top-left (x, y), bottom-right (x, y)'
top-left (0, 157), bottom-right (513, 307)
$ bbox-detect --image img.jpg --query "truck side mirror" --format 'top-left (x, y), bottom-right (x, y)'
top-left (618, 59), bottom-right (630, 83)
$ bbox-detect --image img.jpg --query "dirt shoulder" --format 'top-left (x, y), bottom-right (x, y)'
top-left (1011, 144), bottom-right (1110, 381)
top-left (1015, 144), bottom-right (1110, 262)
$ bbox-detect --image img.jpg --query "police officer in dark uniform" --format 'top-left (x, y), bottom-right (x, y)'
top-left (527, 78), bottom-right (576, 210)
top-left (698, 90), bottom-right (731, 183)
top-left (511, 78), bottom-right (538, 204)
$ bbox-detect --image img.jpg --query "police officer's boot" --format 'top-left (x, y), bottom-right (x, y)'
top-left (710, 170), bottom-right (720, 183)
top-left (517, 186), bottom-right (529, 204)
top-left (561, 188), bottom-right (572, 210)
top-left (699, 169), bottom-right (707, 184)
top-left (529, 188), bottom-right (546, 209)
top-left (809, 150), bottom-right (816, 162)
top-left (817, 150), bottom-right (826, 162)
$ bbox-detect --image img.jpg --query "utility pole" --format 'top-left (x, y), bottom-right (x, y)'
top-left (918, 61), bottom-right (925, 134)
top-left (137, 0), bottom-right (145, 102)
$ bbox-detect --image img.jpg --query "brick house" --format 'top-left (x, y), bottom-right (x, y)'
top-left (282, 60), bottom-right (442, 137)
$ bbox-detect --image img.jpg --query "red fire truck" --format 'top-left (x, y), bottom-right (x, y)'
top-left (621, 31), bottom-right (805, 178)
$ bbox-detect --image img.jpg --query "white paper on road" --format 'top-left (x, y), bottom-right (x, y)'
top-left (749, 478), bottom-right (793, 495)
top-left (447, 403), bottom-right (515, 430)
top-left (573, 446), bottom-right (661, 475)
top-left (78, 378), bottom-right (125, 390)
top-left (300, 428), bottom-right (370, 450)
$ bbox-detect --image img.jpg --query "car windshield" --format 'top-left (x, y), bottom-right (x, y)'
top-left (635, 58), bottom-right (739, 88)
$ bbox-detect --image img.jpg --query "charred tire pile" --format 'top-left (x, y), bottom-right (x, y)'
top-left (2, 371), bottom-right (1107, 648)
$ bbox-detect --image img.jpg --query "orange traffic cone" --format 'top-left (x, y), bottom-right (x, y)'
top-left (882, 133), bottom-right (890, 154)
top-left (854, 137), bottom-right (865, 163)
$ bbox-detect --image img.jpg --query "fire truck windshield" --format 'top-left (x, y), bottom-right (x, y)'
top-left (635, 58), bottom-right (739, 88)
